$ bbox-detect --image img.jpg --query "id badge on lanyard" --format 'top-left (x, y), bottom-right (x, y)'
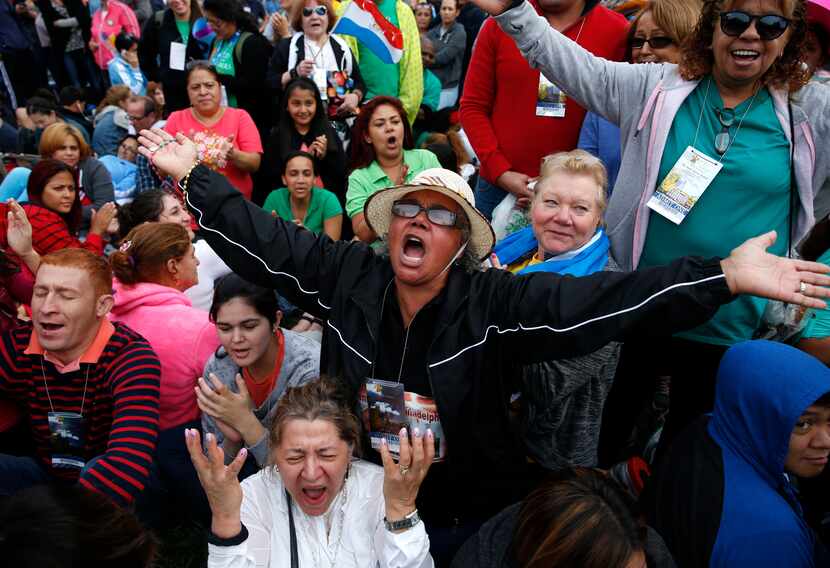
top-left (48, 411), bottom-right (87, 469)
top-left (646, 146), bottom-right (724, 224)
top-left (536, 73), bottom-right (567, 118)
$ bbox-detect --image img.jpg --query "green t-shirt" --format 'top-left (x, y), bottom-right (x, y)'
top-left (801, 248), bottom-right (830, 340)
top-left (356, 0), bottom-right (400, 100)
top-left (639, 78), bottom-right (791, 346)
top-left (422, 69), bottom-right (441, 112)
top-left (210, 32), bottom-right (240, 107)
top-left (345, 148), bottom-right (442, 218)
top-left (263, 186), bottom-right (342, 235)
top-left (175, 19), bottom-right (190, 46)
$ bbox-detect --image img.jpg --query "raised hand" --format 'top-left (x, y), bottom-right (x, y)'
top-left (89, 202), bottom-right (118, 236)
top-left (185, 428), bottom-right (248, 537)
top-left (137, 128), bottom-right (199, 180)
top-left (195, 373), bottom-right (255, 431)
top-left (6, 200), bottom-right (33, 258)
top-left (379, 427), bottom-right (435, 526)
top-left (720, 231), bottom-right (830, 308)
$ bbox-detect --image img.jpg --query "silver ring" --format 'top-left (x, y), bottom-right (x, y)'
top-left (149, 145), bottom-right (159, 153)
top-left (399, 465), bottom-right (410, 476)
top-left (800, 281), bottom-right (808, 294)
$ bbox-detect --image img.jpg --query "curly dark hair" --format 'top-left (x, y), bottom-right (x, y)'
top-left (679, 0), bottom-right (810, 92)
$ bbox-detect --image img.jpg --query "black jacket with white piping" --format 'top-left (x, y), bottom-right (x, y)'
top-left (183, 164), bottom-right (733, 520)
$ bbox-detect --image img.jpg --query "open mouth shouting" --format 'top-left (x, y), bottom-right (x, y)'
top-left (301, 484), bottom-right (328, 506)
top-left (401, 234), bottom-right (427, 268)
top-left (37, 321), bottom-right (65, 339)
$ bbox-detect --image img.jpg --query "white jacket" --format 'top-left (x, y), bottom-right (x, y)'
top-left (208, 460), bottom-right (434, 568)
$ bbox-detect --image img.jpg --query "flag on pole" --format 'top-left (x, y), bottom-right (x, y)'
top-left (332, 0), bottom-right (404, 64)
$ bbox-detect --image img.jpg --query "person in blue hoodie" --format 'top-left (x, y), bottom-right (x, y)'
top-left (647, 340), bottom-right (830, 568)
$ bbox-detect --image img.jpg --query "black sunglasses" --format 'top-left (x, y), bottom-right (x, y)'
top-left (302, 5), bottom-right (327, 17)
top-left (391, 200), bottom-right (460, 228)
top-left (630, 36), bottom-right (674, 49)
top-left (719, 10), bottom-right (791, 41)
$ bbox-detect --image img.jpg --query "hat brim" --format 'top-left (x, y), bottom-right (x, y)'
top-left (364, 184), bottom-right (495, 261)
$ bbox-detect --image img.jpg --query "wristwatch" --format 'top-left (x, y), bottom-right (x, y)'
top-left (385, 509), bottom-right (421, 532)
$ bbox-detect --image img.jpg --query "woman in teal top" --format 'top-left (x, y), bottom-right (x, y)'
top-left (264, 151), bottom-right (343, 239)
top-left (346, 96), bottom-right (441, 242)
top-left (464, 0), bottom-right (830, 462)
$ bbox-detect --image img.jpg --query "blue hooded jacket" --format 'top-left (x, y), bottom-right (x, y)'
top-left (707, 340), bottom-right (830, 567)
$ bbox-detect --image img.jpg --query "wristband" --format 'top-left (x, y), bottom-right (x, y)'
top-left (208, 522), bottom-right (248, 546)
top-left (384, 509), bottom-right (420, 532)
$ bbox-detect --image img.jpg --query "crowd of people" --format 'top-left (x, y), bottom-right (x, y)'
top-left (1, 0), bottom-right (830, 566)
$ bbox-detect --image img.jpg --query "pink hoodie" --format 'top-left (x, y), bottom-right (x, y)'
top-left (110, 280), bottom-right (220, 430)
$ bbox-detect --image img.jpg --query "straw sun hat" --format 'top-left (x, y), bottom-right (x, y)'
top-left (363, 168), bottom-right (496, 261)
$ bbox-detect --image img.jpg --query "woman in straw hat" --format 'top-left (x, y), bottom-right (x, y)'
top-left (137, 127), bottom-right (830, 564)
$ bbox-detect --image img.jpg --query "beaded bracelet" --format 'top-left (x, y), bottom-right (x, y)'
top-left (177, 160), bottom-right (201, 197)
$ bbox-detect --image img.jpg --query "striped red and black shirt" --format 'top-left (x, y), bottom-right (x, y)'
top-left (0, 322), bottom-right (161, 506)
top-left (0, 203), bottom-right (104, 256)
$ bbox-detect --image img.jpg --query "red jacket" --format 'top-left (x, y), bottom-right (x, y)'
top-left (0, 203), bottom-right (104, 257)
top-left (460, 2), bottom-right (627, 184)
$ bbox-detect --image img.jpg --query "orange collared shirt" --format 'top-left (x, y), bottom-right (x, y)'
top-left (25, 318), bottom-right (116, 374)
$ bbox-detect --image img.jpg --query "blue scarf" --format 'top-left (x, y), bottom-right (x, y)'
top-left (493, 227), bottom-right (610, 277)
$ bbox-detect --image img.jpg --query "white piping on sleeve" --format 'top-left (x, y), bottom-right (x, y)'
top-left (327, 319), bottom-right (371, 365)
top-left (429, 273), bottom-right (727, 369)
top-left (185, 191), bottom-right (332, 311)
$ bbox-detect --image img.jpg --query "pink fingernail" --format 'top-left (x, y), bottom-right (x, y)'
top-left (400, 428), bottom-right (408, 439)
top-left (239, 448), bottom-right (247, 457)
top-left (426, 429), bottom-right (434, 438)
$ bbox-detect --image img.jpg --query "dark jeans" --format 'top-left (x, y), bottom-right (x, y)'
top-left (598, 337), bottom-right (728, 467)
top-left (63, 49), bottom-right (104, 101)
top-left (473, 176), bottom-right (507, 221)
top-left (426, 518), bottom-right (486, 567)
top-left (154, 421), bottom-right (211, 526)
top-left (0, 454), bottom-right (103, 497)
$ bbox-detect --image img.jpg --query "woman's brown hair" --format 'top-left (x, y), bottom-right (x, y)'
top-left (97, 85), bottom-right (132, 111)
top-left (38, 123), bottom-right (92, 161)
top-left (349, 96), bottom-right (414, 172)
top-left (290, 0), bottom-right (337, 34)
top-left (625, 0), bottom-right (703, 61)
top-left (110, 222), bottom-right (191, 285)
top-left (511, 468), bottom-right (646, 568)
top-left (679, 0), bottom-right (809, 92)
top-left (268, 378), bottom-right (361, 458)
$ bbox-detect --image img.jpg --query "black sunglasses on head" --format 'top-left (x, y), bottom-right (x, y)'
top-left (719, 10), bottom-right (791, 41)
top-left (630, 36), bottom-right (674, 49)
top-left (302, 6), bottom-right (327, 17)
top-left (391, 200), bottom-right (461, 228)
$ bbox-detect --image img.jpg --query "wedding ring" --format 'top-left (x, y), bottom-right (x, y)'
top-left (149, 145), bottom-right (159, 153)
top-left (399, 465), bottom-right (410, 476)
top-left (800, 281), bottom-right (808, 294)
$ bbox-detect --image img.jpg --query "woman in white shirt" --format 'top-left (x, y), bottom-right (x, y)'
top-left (185, 379), bottom-right (435, 567)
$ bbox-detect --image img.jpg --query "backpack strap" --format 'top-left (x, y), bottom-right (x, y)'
top-left (234, 31), bottom-right (253, 62)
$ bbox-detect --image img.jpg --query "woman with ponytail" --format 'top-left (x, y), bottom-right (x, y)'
top-left (109, 222), bottom-right (221, 520)
top-left (116, 188), bottom-right (232, 310)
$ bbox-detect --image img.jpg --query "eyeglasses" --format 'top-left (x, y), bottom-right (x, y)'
top-left (630, 36), bottom-right (674, 50)
top-left (719, 10), bottom-right (791, 41)
top-left (714, 107), bottom-right (736, 155)
top-left (302, 6), bottom-right (327, 17)
top-left (391, 200), bottom-right (461, 228)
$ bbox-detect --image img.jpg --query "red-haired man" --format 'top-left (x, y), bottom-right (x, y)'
top-left (0, 248), bottom-right (161, 507)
